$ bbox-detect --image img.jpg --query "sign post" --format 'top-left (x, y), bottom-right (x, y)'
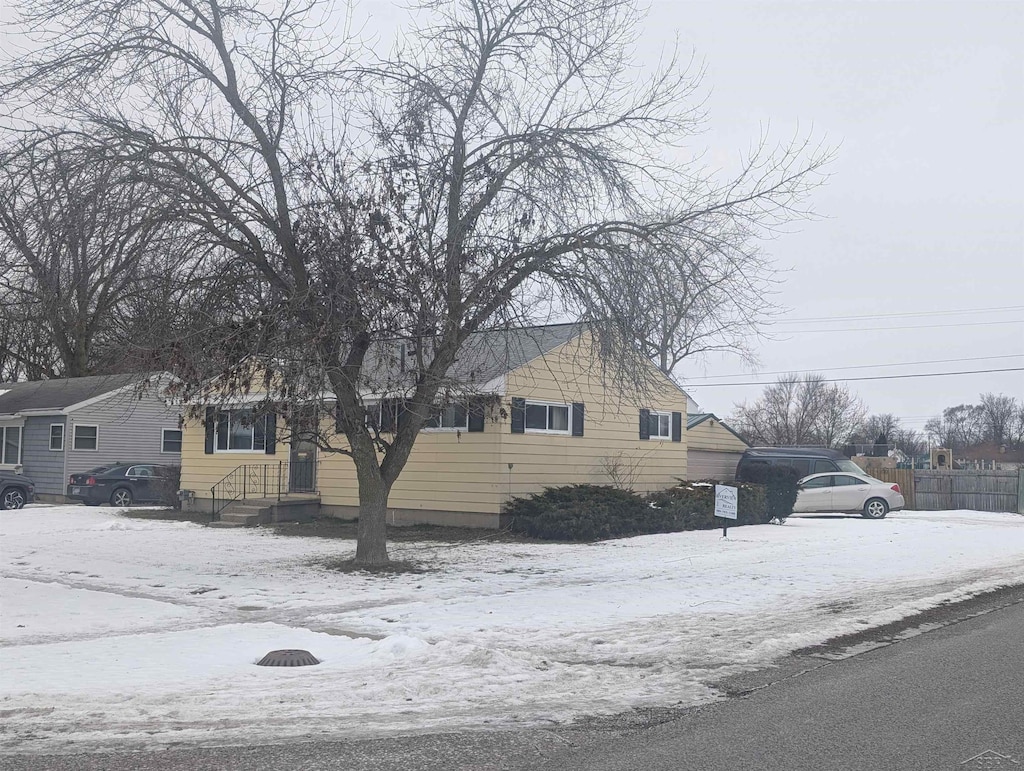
top-left (715, 485), bottom-right (738, 537)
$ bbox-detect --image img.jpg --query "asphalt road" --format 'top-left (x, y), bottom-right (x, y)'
top-left (524, 589), bottom-right (1024, 771)
top-left (4, 587), bottom-right (1023, 771)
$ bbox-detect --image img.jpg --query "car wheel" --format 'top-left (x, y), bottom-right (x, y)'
top-left (1, 486), bottom-right (27, 510)
top-left (862, 498), bottom-right (889, 519)
top-left (110, 488), bottom-right (133, 507)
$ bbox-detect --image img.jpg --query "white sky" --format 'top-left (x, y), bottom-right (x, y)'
top-left (634, 1), bottom-right (1024, 426)
top-left (2, 1), bottom-right (1021, 429)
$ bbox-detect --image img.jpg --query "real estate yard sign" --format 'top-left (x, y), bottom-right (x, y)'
top-left (715, 484), bottom-right (738, 537)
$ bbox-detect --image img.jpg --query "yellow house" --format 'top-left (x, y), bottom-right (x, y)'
top-left (685, 413), bottom-right (750, 481)
top-left (179, 324), bottom-right (690, 528)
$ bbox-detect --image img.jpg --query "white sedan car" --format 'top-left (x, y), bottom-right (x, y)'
top-left (793, 471), bottom-right (905, 519)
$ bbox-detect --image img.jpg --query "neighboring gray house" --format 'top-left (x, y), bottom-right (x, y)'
top-left (0, 374), bottom-right (181, 500)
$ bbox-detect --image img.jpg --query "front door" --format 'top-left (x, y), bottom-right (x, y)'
top-left (289, 439), bottom-right (317, 493)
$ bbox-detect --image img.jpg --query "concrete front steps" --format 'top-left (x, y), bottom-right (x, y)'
top-left (208, 494), bottom-right (320, 528)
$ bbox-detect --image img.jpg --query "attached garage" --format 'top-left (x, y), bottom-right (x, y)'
top-left (686, 413), bottom-right (749, 481)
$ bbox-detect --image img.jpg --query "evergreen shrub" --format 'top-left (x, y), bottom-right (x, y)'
top-left (505, 484), bottom-right (666, 541)
top-left (736, 464), bottom-right (801, 521)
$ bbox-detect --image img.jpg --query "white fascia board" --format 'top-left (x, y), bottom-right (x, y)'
top-left (356, 376), bottom-right (506, 401)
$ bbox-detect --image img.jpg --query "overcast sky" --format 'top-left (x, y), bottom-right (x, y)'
top-left (355, 0), bottom-right (1023, 427)
top-left (631, 1), bottom-right (1023, 427)
top-left (2, 1), bottom-right (1020, 430)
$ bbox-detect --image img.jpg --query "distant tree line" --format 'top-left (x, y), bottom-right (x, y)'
top-left (731, 376), bottom-right (1023, 456)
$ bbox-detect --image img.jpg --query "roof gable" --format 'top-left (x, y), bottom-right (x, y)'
top-left (686, 412), bottom-right (750, 446)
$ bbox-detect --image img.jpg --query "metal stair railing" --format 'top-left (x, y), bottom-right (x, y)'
top-left (211, 462), bottom-right (284, 518)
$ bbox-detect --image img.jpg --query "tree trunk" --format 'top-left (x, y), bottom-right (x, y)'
top-left (353, 471), bottom-right (390, 566)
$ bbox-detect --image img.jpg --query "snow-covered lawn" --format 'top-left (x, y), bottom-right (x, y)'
top-left (2, 505), bottom-right (1024, 753)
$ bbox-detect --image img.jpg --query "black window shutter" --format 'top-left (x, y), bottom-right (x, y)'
top-left (639, 408), bottom-right (651, 440)
top-left (571, 402), bottom-right (585, 436)
top-left (671, 411), bottom-right (682, 442)
top-left (395, 400), bottom-right (408, 433)
top-left (204, 407), bottom-right (215, 454)
top-left (510, 397), bottom-right (526, 434)
top-left (468, 401), bottom-right (485, 432)
top-left (265, 412), bottom-right (277, 455)
top-left (336, 403), bottom-right (345, 433)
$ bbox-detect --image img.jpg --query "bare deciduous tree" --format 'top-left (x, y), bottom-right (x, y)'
top-left (2, 0), bottom-right (832, 565)
top-left (978, 393), bottom-right (1019, 446)
top-left (891, 427), bottom-right (926, 457)
top-left (596, 218), bottom-right (778, 377)
top-left (925, 404), bottom-right (985, 452)
top-left (0, 131), bottom-right (187, 377)
top-left (731, 373), bottom-right (864, 448)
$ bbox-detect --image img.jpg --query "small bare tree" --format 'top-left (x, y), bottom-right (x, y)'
top-left (978, 393), bottom-right (1020, 446)
top-left (732, 373), bottom-right (864, 448)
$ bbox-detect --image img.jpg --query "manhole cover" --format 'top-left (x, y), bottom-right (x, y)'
top-left (256, 649), bottom-right (320, 667)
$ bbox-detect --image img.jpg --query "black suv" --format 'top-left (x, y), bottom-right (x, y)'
top-left (735, 447), bottom-right (866, 482)
top-left (0, 471), bottom-right (36, 509)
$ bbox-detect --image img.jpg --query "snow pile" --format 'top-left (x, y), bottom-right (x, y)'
top-left (2, 505), bottom-right (1023, 752)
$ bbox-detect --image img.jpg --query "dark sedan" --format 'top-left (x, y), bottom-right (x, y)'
top-left (0, 471), bottom-right (35, 509)
top-left (67, 465), bottom-right (173, 507)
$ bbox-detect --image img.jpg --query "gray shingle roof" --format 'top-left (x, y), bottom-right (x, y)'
top-left (687, 412), bottom-right (713, 430)
top-left (360, 322), bottom-right (585, 390)
top-left (447, 323), bottom-right (584, 383)
top-left (0, 373), bottom-right (150, 415)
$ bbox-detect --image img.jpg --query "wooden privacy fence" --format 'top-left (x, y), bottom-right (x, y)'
top-left (870, 468), bottom-right (1023, 513)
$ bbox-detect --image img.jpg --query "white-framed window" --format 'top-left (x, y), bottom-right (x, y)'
top-left (161, 428), bottom-right (183, 454)
top-left (424, 404), bottom-right (469, 431)
top-left (49, 423), bottom-right (65, 451)
top-left (525, 401), bottom-right (570, 434)
top-left (215, 409), bottom-right (267, 452)
top-left (73, 424), bottom-right (99, 451)
top-left (1, 426), bottom-right (22, 465)
top-left (647, 411), bottom-right (672, 440)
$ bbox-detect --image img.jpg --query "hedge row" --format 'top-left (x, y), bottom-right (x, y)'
top-left (506, 469), bottom-right (798, 542)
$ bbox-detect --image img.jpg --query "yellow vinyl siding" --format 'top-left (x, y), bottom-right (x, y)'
top-left (178, 416), bottom-right (286, 494)
top-left (501, 334), bottom-right (687, 500)
top-left (316, 430), bottom-right (504, 513)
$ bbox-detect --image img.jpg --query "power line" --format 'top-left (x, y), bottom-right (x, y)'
top-left (684, 366), bottom-right (1024, 388)
top-left (770, 319), bottom-right (1023, 334)
top-left (682, 354), bottom-right (1024, 381)
top-left (776, 305), bottom-right (1024, 324)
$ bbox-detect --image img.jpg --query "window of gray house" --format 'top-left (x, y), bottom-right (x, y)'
top-left (162, 429), bottom-right (183, 454)
top-left (73, 425), bottom-right (99, 451)
top-left (49, 424), bottom-right (65, 451)
top-left (1, 426), bottom-right (22, 464)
